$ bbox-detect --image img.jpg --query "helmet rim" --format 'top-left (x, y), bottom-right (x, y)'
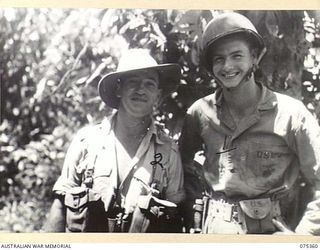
top-left (201, 13), bottom-right (266, 71)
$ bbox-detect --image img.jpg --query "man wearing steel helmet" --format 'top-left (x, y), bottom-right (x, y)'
top-left (179, 12), bottom-right (320, 235)
top-left (45, 49), bottom-right (185, 233)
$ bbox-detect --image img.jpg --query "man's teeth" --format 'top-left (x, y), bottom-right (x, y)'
top-left (224, 73), bottom-right (237, 78)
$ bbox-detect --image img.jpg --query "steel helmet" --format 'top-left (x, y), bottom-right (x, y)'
top-left (201, 12), bottom-right (266, 71)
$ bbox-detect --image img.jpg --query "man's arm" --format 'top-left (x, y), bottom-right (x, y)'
top-left (45, 127), bottom-right (91, 232)
top-left (179, 112), bottom-right (203, 175)
top-left (44, 197), bottom-right (66, 232)
top-left (290, 104), bottom-right (320, 235)
top-left (179, 109), bottom-right (206, 232)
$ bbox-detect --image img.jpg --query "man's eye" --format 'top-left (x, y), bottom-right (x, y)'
top-left (144, 80), bottom-right (157, 88)
top-left (213, 57), bottom-right (223, 63)
top-left (233, 54), bottom-right (242, 59)
top-left (126, 78), bottom-right (138, 84)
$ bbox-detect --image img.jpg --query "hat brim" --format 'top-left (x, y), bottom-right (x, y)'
top-left (98, 64), bottom-right (181, 109)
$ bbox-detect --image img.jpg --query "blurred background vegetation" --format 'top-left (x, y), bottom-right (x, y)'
top-left (0, 8), bottom-right (319, 232)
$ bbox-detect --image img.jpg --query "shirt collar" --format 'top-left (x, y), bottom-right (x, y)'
top-left (101, 111), bottom-right (165, 144)
top-left (213, 82), bottom-right (278, 111)
top-left (256, 83), bottom-right (278, 110)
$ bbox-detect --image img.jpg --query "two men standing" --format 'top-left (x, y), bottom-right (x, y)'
top-left (47, 12), bottom-right (320, 235)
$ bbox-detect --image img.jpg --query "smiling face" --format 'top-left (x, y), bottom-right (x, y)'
top-left (118, 69), bottom-right (161, 118)
top-left (210, 35), bottom-right (258, 89)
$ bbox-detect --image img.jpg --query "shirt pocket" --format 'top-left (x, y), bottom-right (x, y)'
top-left (93, 154), bottom-right (113, 188)
top-left (245, 141), bottom-right (292, 180)
top-left (92, 145), bottom-right (115, 179)
top-left (91, 149), bottom-right (115, 208)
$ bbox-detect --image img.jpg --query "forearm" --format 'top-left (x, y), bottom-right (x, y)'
top-left (295, 189), bottom-right (320, 235)
top-left (291, 107), bottom-right (320, 235)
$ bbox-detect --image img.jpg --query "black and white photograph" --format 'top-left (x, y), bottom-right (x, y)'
top-left (0, 6), bottom-right (320, 239)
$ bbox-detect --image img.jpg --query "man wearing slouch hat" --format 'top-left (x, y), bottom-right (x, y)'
top-left (46, 49), bottom-right (185, 233)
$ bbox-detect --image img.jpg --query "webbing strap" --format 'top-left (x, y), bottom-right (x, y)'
top-left (149, 140), bottom-right (167, 198)
top-left (82, 124), bottom-right (103, 188)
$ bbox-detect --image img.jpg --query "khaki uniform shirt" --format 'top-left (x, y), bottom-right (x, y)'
top-left (180, 83), bottom-right (320, 235)
top-left (53, 113), bottom-right (185, 215)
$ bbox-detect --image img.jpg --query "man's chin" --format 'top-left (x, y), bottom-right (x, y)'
top-left (222, 83), bottom-right (240, 91)
top-left (216, 78), bottom-right (241, 90)
top-left (127, 108), bottom-right (153, 117)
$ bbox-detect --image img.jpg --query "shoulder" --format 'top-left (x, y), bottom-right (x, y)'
top-left (270, 91), bottom-right (319, 130)
top-left (154, 124), bottom-right (179, 153)
top-left (71, 116), bottom-right (112, 145)
top-left (272, 91), bottom-right (312, 119)
top-left (274, 91), bottom-right (305, 110)
top-left (185, 93), bottom-right (219, 129)
top-left (188, 93), bottom-right (217, 114)
top-left (187, 92), bottom-right (219, 117)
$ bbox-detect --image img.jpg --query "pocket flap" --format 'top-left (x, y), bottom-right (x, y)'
top-left (65, 187), bottom-right (88, 209)
top-left (239, 198), bottom-right (272, 219)
top-left (64, 187), bottom-right (100, 209)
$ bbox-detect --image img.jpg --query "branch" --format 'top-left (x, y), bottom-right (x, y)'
top-left (53, 42), bottom-right (89, 93)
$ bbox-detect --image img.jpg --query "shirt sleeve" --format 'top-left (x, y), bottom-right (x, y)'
top-left (179, 104), bottom-right (204, 175)
top-left (164, 142), bottom-right (185, 204)
top-left (178, 103), bottom-right (209, 211)
top-left (52, 127), bottom-right (91, 195)
top-left (291, 104), bottom-right (320, 235)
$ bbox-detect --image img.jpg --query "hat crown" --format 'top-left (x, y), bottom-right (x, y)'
top-left (202, 12), bottom-right (260, 50)
top-left (201, 12), bottom-right (266, 71)
top-left (98, 49), bottom-right (181, 109)
top-left (117, 49), bottom-right (158, 72)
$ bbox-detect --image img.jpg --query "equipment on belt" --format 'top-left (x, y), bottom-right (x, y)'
top-left (192, 185), bottom-right (289, 234)
top-left (64, 186), bottom-right (103, 232)
top-left (129, 192), bottom-right (177, 232)
top-left (64, 145), bottom-right (108, 232)
top-left (129, 153), bottom-right (179, 233)
top-left (63, 128), bottom-right (176, 232)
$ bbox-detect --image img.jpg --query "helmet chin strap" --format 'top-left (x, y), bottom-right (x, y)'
top-left (242, 64), bottom-right (256, 82)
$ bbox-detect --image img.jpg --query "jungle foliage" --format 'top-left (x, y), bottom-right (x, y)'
top-left (0, 8), bottom-right (319, 232)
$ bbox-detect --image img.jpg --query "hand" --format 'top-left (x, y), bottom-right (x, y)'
top-left (272, 216), bottom-right (296, 235)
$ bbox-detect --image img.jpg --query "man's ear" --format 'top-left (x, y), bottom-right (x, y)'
top-left (154, 89), bottom-right (162, 107)
top-left (251, 48), bottom-right (259, 63)
top-left (251, 48), bottom-right (260, 73)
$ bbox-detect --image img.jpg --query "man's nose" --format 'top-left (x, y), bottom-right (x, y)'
top-left (222, 58), bottom-right (233, 70)
top-left (134, 82), bottom-right (145, 92)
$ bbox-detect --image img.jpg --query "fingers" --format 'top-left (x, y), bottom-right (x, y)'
top-left (152, 196), bottom-right (177, 207)
top-left (272, 217), bottom-right (295, 234)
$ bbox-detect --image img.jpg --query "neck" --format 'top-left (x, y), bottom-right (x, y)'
top-left (222, 78), bottom-right (261, 116)
top-left (115, 110), bottom-right (151, 138)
